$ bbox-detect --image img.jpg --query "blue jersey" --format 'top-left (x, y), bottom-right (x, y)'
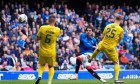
top-left (79, 33), bottom-right (96, 54)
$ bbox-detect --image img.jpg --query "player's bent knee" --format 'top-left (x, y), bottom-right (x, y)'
top-left (96, 48), bottom-right (100, 52)
top-left (40, 64), bottom-right (45, 66)
top-left (84, 63), bottom-right (91, 68)
top-left (77, 56), bottom-right (82, 61)
top-left (48, 66), bottom-right (54, 68)
top-left (86, 65), bottom-right (92, 70)
top-left (114, 59), bottom-right (119, 65)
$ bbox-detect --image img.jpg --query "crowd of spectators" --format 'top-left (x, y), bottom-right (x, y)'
top-left (0, 1), bottom-right (140, 71)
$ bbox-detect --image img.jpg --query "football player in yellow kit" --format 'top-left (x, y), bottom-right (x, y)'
top-left (89, 15), bottom-right (124, 83)
top-left (35, 15), bottom-right (60, 84)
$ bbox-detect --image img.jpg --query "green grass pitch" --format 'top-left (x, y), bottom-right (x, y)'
top-left (0, 79), bottom-right (140, 84)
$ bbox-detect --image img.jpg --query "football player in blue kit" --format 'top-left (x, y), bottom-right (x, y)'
top-left (69, 26), bottom-right (107, 83)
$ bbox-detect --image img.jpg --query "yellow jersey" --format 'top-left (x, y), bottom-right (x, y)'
top-left (101, 23), bottom-right (124, 49)
top-left (37, 25), bottom-right (60, 57)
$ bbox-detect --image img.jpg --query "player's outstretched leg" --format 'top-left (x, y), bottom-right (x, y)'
top-left (113, 60), bottom-right (124, 83)
top-left (114, 64), bottom-right (124, 83)
top-left (35, 64), bottom-right (45, 84)
top-left (86, 65), bottom-right (107, 83)
top-left (48, 66), bottom-right (55, 84)
top-left (90, 49), bottom-right (100, 60)
top-left (69, 57), bottom-right (82, 80)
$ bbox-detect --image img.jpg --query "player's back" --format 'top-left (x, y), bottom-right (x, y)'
top-left (102, 23), bottom-right (123, 49)
top-left (38, 25), bottom-right (60, 57)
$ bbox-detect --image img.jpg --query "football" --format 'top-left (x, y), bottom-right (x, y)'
top-left (18, 14), bottom-right (28, 24)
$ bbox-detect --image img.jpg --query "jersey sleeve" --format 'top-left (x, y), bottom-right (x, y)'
top-left (80, 34), bottom-right (93, 49)
top-left (94, 38), bottom-right (97, 46)
top-left (37, 26), bottom-right (42, 37)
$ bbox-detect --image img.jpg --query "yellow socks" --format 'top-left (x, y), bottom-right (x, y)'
top-left (114, 65), bottom-right (120, 80)
top-left (91, 50), bottom-right (100, 60)
top-left (38, 64), bottom-right (45, 78)
top-left (48, 67), bottom-right (54, 81)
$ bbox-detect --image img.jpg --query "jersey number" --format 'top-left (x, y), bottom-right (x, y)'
top-left (106, 28), bottom-right (116, 38)
top-left (45, 34), bottom-right (52, 43)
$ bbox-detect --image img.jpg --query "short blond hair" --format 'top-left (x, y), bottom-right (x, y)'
top-left (115, 15), bottom-right (123, 21)
top-left (48, 14), bottom-right (56, 23)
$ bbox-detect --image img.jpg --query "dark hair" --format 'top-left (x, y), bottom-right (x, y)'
top-left (85, 26), bottom-right (93, 31)
top-left (48, 14), bottom-right (56, 23)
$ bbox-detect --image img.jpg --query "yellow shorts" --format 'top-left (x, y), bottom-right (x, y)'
top-left (38, 55), bottom-right (56, 66)
top-left (97, 42), bottom-right (118, 63)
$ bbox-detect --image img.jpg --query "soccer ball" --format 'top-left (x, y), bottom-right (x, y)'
top-left (18, 14), bottom-right (28, 24)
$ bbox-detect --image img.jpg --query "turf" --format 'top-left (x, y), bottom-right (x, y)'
top-left (0, 79), bottom-right (140, 84)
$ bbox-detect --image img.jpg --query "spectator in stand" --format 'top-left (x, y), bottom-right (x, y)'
top-left (118, 46), bottom-right (125, 56)
top-left (54, 62), bottom-right (59, 70)
top-left (2, 31), bottom-right (9, 42)
top-left (135, 61), bottom-right (140, 69)
top-left (34, 53), bottom-right (38, 68)
top-left (102, 55), bottom-right (113, 65)
top-left (10, 54), bottom-right (18, 67)
top-left (56, 53), bottom-right (64, 66)
top-left (135, 24), bottom-right (140, 32)
top-left (17, 32), bottom-right (27, 41)
top-left (10, 46), bottom-right (16, 55)
top-left (6, 50), bottom-right (12, 58)
top-left (96, 13), bottom-right (103, 27)
top-left (9, 28), bottom-right (18, 38)
top-left (23, 38), bottom-right (30, 49)
top-left (98, 58), bottom-right (105, 70)
top-left (24, 46), bottom-right (30, 56)
top-left (18, 53), bottom-right (25, 67)
top-left (28, 50), bottom-right (34, 62)
top-left (13, 62), bottom-right (21, 71)
top-left (123, 32), bottom-right (132, 49)
top-left (133, 57), bottom-right (139, 69)
top-left (120, 53), bottom-right (128, 65)
top-left (125, 49), bottom-right (131, 61)
top-left (70, 53), bottom-right (77, 66)
top-left (65, 48), bottom-right (71, 57)
top-left (0, 62), bottom-right (8, 71)
top-left (105, 18), bottom-right (112, 26)
top-left (1, 54), bottom-right (10, 65)
top-left (29, 61), bottom-right (35, 70)
top-left (125, 60), bottom-right (135, 70)
top-left (61, 60), bottom-right (70, 70)
top-left (17, 36), bottom-right (25, 48)
top-left (133, 38), bottom-right (139, 57)
top-left (129, 54), bottom-right (135, 62)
